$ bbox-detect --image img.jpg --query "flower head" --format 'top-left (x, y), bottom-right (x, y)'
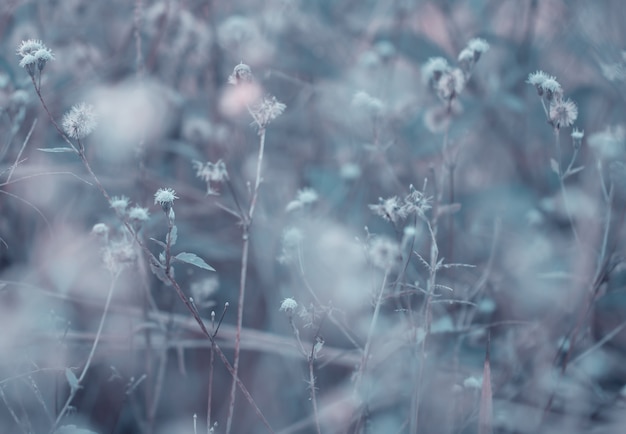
top-left (436, 68), bottom-right (465, 101)
top-left (458, 38), bottom-right (489, 74)
top-left (279, 297), bottom-right (298, 314)
top-left (128, 206), bottom-right (150, 222)
top-left (62, 103), bottom-right (97, 139)
top-left (422, 57), bottom-right (450, 86)
top-left (540, 77), bottom-right (563, 101)
top-left (16, 39), bottom-right (54, 73)
top-left (154, 188), bottom-right (178, 211)
top-left (285, 188), bottom-right (319, 212)
top-left (549, 98), bottom-right (578, 129)
top-left (110, 196), bottom-right (130, 213)
top-left (352, 91), bottom-right (385, 116)
top-left (571, 128), bottom-right (584, 150)
top-left (228, 62), bottom-right (253, 85)
top-left (369, 196), bottom-right (408, 224)
top-left (251, 95), bottom-right (286, 128)
top-left (193, 160), bottom-right (228, 195)
top-left (467, 38), bottom-right (490, 56)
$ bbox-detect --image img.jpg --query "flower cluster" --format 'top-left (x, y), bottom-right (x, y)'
top-left (108, 196), bottom-right (150, 227)
top-left (62, 103), bottom-right (98, 140)
top-left (192, 160), bottom-right (228, 195)
top-left (250, 95), bottom-right (286, 129)
top-left (16, 39), bottom-right (54, 77)
top-left (527, 71), bottom-right (579, 129)
top-left (285, 188), bottom-right (319, 212)
top-left (422, 38), bottom-right (489, 103)
top-left (369, 185), bottom-right (432, 224)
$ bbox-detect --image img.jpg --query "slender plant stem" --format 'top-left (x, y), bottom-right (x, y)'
top-left (308, 355), bottom-right (322, 434)
top-left (410, 219), bottom-right (439, 434)
top-left (226, 127), bottom-right (267, 434)
top-left (50, 271), bottom-right (121, 433)
top-left (353, 270), bottom-right (389, 396)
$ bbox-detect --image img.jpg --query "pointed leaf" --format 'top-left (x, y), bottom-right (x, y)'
top-left (38, 147), bottom-right (76, 153)
top-left (550, 158), bottom-right (560, 175)
top-left (167, 225), bottom-right (178, 246)
top-left (174, 252), bottom-right (215, 271)
top-left (65, 368), bottom-right (81, 393)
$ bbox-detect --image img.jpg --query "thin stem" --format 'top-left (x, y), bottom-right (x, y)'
top-left (353, 270), bottom-right (389, 395)
top-left (411, 219), bottom-right (439, 434)
top-left (226, 126), bottom-right (267, 434)
top-left (554, 129), bottom-right (582, 247)
top-left (50, 271), bottom-right (121, 433)
top-left (308, 356), bottom-right (322, 434)
top-left (6, 118), bottom-right (37, 183)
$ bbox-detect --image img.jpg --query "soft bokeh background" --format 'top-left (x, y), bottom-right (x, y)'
top-left (2, 0), bottom-right (626, 433)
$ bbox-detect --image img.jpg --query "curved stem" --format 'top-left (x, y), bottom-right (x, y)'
top-left (50, 271), bottom-right (121, 433)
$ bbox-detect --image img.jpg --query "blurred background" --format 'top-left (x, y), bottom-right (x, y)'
top-left (2, 0), bottom-right (626, 433)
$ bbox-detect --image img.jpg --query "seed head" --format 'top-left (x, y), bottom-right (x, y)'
top-left (228, 62), bottom-right (253, 85)
top-left (549, 98), bottom-right (578, 129)
top-left (62, 103), bottom-right (97, 139)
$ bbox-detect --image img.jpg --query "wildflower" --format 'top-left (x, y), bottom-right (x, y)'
top-left (539, 77), bottom-right (562, 101)
top-left (436, 68), bottom-right (465, 101)
top-left (110, 196), bottom-right (130, 213)
top-left (369, 196), bottom-right (408, 224)
top-left (527, 70), bottom-right (549, 88)
top-left (279, 297), bottom-right (298, 314)
top-left (549, 98), bottom-right (578, 129)
top-left (154, 188), bottom-right (178, 212)
top-left (467, 38), bottom-right (490, 57)
top-left (422, 57), bottom-right (450, 86)
top-left (250, 95), bottom-right (286, 128)
top-left (403, 185), bottom-right (432, 216)
top-left (228, 62), bottom-right (253, 85)
top-left (193, 160), bottom-right (228, 195)
top-left (16, 39), bottom-right (54, 74)
top-left (458, 38), bottom-right (489, 74)
top-left (285, 188), bottom-right (318, 212)
top-left (571, 128), bottom-right (584, 150)
top-left (128, 206), bottom-right (150, 222)
top-left (368, 236), bottom-right (401, 270)
top-left (92, 223), bottom-right (109, 238)
top-left (62, 103), bottom-right (97, 140)
top-left (352, 91), bottom-right (385, 116)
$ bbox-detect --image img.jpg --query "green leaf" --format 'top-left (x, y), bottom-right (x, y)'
top-left (549, 158), bottom-right (560, 175)
top-left (38, 147), bottom-right (76, 153)
top-left (167, 225), bottom-right (178, 246)
top-left (174, 252), bottom-right (215, 271)
top-left (65, 368), bottom-right (81, 393)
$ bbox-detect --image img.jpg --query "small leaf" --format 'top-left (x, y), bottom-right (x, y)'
top-left (38, 147), bottom-right (76, 153)
top-left (563, 166), bottom-right (585, 179)
top-left (550, 158), bottom-right (560, 175)
top-left (174, 252), bottom-right (215, 271)
top-left (167, 225), bottom-right (178, 246)
top-left (65, 368), bottom-right (81, 393)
